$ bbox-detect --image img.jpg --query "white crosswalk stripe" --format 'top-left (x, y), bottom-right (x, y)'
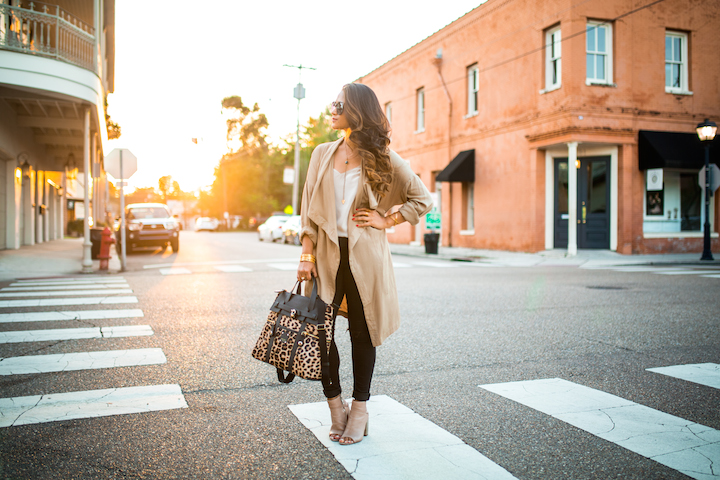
top-left (1, 283), bottom-right (130, 292)
top-left (0, 296), bottom-right (138, 308)
top-left (647, 363), bottom-right (720, 390)
top-left (655, 270), bottom-right (720, 275)
top-left (480, 377), bottom-right (720, 480)
top-left (267, 263), bottom-right (300, 271)
top-left (0, 348), bottom-right (167, 375)
top-left (159, 267), bottom-right (192, 275)
top-left (0, 384), bottom-right (187, 427)
top-left (0, 325), bottom-right (153, 343)
top-left (0, 276), bottom-right (187, 428)
top-left (214, 265), bottom-right (252, 272)
top-left (0, 309), bottom-right (144, 323)
top-left (290, 395), bottom-right (518, 480)
top-left (0, 288), bottom-right (133, 298)
top-left (10, 278), bottom-right (128, 287)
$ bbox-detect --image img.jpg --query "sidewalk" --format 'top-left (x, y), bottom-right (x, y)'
top-left (389, 243), bottom-right (720, 267)
top-left (0, 238), bottom-right (122, 282)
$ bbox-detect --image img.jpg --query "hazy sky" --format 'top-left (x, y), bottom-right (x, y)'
top-left (106, 1), bottom-right (483, 192)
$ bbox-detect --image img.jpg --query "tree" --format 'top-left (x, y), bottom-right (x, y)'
top-left (125, 187), bottom-right (161, 205)
top-left (158, 175), bottom-right (172, 200)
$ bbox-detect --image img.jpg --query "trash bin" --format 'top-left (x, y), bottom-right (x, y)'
top-left (424, 232), bottom-right (439, 255)
top-left (90, 228), bottom-right (103, 260)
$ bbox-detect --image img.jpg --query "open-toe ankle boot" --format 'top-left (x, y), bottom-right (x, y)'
top-left (339, 400), bottom-right (369, 445)
top-left (327, 395), bottom-right (348, 442)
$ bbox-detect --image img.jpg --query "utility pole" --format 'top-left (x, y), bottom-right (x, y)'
top-left (283, 64), bottom-right (316, 215)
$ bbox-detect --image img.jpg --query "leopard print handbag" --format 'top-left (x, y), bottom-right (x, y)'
top-left (251, 280), bottom-right (337, 384)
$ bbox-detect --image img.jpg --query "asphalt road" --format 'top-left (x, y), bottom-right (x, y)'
top-left (1, 231), bottom-right (718, 479)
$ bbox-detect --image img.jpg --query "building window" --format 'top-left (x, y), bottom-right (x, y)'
top-left (385, 102), bottom-right (392, 125)
top-left (416, 87), bottom-right (425, 133)
top-left (666, 31), bottom-right (689, 93)
top-left (462, 182), bottom-right (474, 232)
top-left (545, 26), bottom-right (561, 91)
top-left (467, 64), bottom-right (479, 116)
top-left (586, 21), bottom-right (612, 85)
top-left (643, 170), bottom-right (711, 233)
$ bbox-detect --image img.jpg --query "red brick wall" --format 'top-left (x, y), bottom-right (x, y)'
top-left (365, 0), bottom-right (720, 253)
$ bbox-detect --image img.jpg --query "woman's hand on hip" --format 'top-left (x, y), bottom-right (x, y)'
top-left (297, 261), bottom-right (317, 282)
top-left (353, 208), bottom-right (392, 230)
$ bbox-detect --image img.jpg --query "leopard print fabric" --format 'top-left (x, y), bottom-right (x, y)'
top-left (252, 297), bottom-right (336, 381)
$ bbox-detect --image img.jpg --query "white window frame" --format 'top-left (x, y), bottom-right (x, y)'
top-left (416, 88), bottom-right (425, 133)
top-left (466, 64), bottom-right (479, 117)
top-left (545, 26), bottom-right (562, 92)
top-left (665, 31), bottom-right (691, 94)
top-left (586, 21), bottom-right (613, 86)
top-left (385, 102), bottom-right (392, 125)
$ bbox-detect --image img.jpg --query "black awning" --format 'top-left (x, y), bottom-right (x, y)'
top-left (639, 130), bottom-right (719, 170)
top-left (436, 150), bottom-right (475, 182)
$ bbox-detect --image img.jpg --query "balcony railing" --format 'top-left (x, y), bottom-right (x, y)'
top-left (0, 1), bottom-right (96, 73)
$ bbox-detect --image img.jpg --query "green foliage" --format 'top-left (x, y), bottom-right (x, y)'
top-left (200, 102), bottom-right (340, 218)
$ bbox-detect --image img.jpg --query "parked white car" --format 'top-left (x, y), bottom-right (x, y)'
top-left (195, 217), bottom-right (220, 232)
top-left (282, 215), bottom-right (302, 245)
top-left (258, 215), bottom-right (289, 242)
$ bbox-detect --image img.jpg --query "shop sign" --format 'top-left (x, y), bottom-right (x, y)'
top-left (426, 192), bottom-right (441, 230)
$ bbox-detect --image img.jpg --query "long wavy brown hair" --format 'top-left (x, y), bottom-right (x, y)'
top-left (342, 83), bottom-right (393, 199)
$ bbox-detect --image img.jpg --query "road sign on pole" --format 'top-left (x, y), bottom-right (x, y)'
top-left (698, 164), bottom-right (720, 195)
top-left (105, 149), bottom-right (138, 272)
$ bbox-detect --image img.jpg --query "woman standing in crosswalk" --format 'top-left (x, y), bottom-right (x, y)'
top-left (297, 83), bottom-right (433, 445)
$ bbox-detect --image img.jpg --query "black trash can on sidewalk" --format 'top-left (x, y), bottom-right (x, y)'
top-left (90, 228), bottom-right (103, 260)
top-left (424, 232), bottom-right (439, 254)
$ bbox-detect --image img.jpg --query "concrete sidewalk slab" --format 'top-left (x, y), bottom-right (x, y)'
top-left (389, 243), bottom-right (720, 268)
top-left (0, 238), bottom-right (122, 282)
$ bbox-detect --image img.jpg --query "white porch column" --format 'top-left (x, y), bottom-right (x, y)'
top-left (48, 187), bottom-right (56, 240)
top-left (81, 108), bottom-right (93, 273)
top-left (567, 142), bottom-right (578, 256)
top-left (91, 134), bottom-right (97, 226)
top-left (35, 170), bottom-right (43, 243)
top-left (22, 171), bottom-right (34, 245)
top-left (6, 162), bottom-right (21, 249)
top-left (43, 178), bottom-right (50, 242)
top-left (60, 172), bottom-right (66, 238)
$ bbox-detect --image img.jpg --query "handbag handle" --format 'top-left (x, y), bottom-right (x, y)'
top-left (292, 278), bottom-right (319, 304)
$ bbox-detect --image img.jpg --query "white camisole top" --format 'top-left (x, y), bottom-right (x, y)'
top-left (334, 166), bottom-right (361, 238)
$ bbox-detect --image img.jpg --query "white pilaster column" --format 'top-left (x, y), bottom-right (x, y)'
top-left (567, 142), bottom-right (578, 256)
top-left (60, 172), bottom-right (66, 238)
top-left (91, 134), bottom-right (97, 226)
top-left (82, 108), bottom-right (93, 273)
top-left (23, 171), bottom-right (34, 245)
top-left (35, 170), bottom-right (43, 243)
top-left (43, 178), bottom-right (50, 242)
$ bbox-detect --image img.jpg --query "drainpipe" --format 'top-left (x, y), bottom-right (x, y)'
top-left (433, 49), bottom-right (453, 246)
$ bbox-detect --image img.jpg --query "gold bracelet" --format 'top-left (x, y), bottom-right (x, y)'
top-left (300, 254), bottom-right (316, 264)
top-left (392, 212), bottom-right (401, 225)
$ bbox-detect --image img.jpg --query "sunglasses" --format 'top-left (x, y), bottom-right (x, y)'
top-left (330, 101), bottom-right (344, 115)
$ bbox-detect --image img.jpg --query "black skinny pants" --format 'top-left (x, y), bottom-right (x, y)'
top-left (323, 237), bottom-right (376, 401)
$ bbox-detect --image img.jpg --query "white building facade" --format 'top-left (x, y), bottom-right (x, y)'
top-left (0, 0), bottom-right (114, 251)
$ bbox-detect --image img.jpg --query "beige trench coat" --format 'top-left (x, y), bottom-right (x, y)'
top-left (300, 138), bottom-right (433, 346)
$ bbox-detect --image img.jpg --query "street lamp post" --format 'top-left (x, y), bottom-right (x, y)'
top-left (696, 118), bottom-right (717, 261)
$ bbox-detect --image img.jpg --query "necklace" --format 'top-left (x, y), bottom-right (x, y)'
top-left (342, 142), bottom-right (350, 204)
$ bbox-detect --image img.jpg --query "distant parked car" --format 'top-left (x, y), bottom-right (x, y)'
top-left (195, 217), bottom-right (220, 232)
top-left (258, 215), bottom-right (289, 242)
top-left (115, 203), bottom-right (180, 253)
top-left (282, 215), bottom-right (302, 245)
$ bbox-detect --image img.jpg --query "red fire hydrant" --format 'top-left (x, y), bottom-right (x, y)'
top-left (98, 227), bottom-right (115, 270)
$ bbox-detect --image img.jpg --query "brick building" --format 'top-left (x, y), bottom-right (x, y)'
top-left (358, 0), bottom-right (720, 254)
